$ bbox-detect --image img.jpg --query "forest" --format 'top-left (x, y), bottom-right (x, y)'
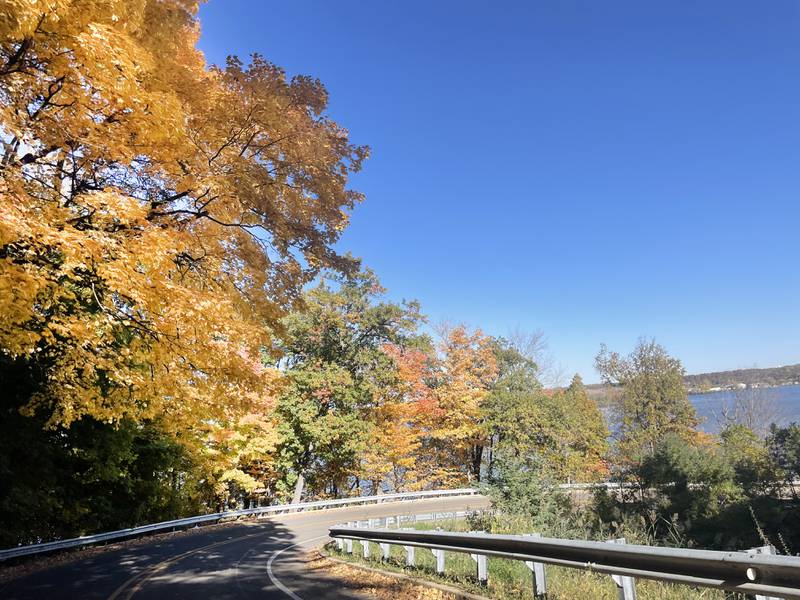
top-left (1, 0), bottom-right (799, 559)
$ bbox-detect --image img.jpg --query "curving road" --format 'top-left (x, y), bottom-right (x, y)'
top-left (1, 495), bottom-right (488, 600)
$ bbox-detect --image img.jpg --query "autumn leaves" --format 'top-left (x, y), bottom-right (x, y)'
top-left (0, 1), bottom-right (363, 434)
top-left (272, 273), bottom-right (610, 501)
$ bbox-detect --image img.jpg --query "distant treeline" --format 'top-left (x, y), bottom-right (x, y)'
top-left (587, 363), bottom-right (800, 400)
top-left (684, 364), bottom-right (800, 392)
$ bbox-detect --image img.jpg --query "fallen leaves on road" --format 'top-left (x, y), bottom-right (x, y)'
top-left (306, 551), bottom-right (478, 600)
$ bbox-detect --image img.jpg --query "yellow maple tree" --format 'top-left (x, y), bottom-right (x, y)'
top-left (419, 324), bottom-right (498, 485)
top-left (0, 0), bottom-right (366, 445)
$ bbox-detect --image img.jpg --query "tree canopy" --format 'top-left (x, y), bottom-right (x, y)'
top-left (0, 0), bottom-right (366, 431)
top-left (596, 339), bottom-right (700, 469)
top-left (0, 0), bottom-right (367, 541)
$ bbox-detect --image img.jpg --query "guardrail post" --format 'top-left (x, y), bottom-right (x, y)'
top-left (607, 538), bottom-right (636, 600)
top-left (522, 533), bottom-right (547, 598)
top-left (345, 538), bottom-right (353, 554)
top-left (362, 540), bottom-right (370, 559)
top-left (470, 552), bottom-right (488, 585)
top-left (335, 537), bottom-right (344, 551)
top-left (747, 545), bottom-right (780, 600)
top-left (468, 530), bottom-right (489, 585)
top-left (430, 548), bottom-right (446, 574)
top-left (404, 545), bottom-right (415, 566)
top-left (380, 542), bottom-right (391, 561)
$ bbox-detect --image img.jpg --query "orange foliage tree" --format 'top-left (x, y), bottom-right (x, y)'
top-left (419, 324), bottom-right (498, 485)
top-left (361, 344), bottom-right (435, 492)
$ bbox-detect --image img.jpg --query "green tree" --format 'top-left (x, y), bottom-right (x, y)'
top-left (484, 343), bottom-right (609, 483)
top-left (486, 451), bottom-right (570, 532)
top-left (720, 423), bottom-right (773, 495)
top-left (0, 355), bottom-right (202, 547)
top-left (483, 337), bottom-right (554, 474)
top-left (640, 436), bottom-right (741, 516)
top-left (767, 423), bottom-right (800, 498)
top-left (481, 340), bottom-right (572, 528)
top-left (595, 339), bottom-right (699, 470)
top-left (275, 270), bottom-right (424, 502)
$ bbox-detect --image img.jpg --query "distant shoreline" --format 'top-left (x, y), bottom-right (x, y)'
top-left (687, 381), bottom-right (800, 396)
top-left (683, 363), bottom-right (800, 394)
top-left (587, 363), bottom-right (800, 399)
top-left (586, 378), bottom-right (800, 404)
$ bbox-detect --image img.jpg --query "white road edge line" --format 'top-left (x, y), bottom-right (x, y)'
top-left (267, 534), bottom-right (328, 600)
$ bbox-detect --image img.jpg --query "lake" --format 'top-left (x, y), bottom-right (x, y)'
top-left (690, 384), bottom-right (800, 433)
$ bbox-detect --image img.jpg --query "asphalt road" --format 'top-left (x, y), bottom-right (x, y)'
top-left (1, 495), bottom-right (489, 600)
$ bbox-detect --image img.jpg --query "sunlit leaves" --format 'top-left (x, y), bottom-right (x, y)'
top-left (0, 0), bottom-right (365, 434)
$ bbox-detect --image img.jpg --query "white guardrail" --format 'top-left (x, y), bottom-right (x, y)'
top-left (330, 513), bottom-right (800, 600)
top-left (0, 488), bottom-right (480, 561)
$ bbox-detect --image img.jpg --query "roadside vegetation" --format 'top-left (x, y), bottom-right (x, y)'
top-left (324, 503), bottom-right (789, 600)
top-left (325, 516), bottom-right (735, 600)
top-left (322, 337), bottom-right (800, 596)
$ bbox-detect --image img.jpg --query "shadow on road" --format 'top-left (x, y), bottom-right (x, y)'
top-left (1, 496), bottom-right (487, 599)
top-left (1, 520), bottom-right (295, 600)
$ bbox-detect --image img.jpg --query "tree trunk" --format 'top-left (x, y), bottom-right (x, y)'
top-left (291, 472), bottom-right (305, 505)
top-left (486, 433), bottom-right (497, 479)
top-left (471, 445), bottom-right (484, 482)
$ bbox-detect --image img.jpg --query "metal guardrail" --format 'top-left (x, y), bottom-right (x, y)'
top-left (559, 481), bottom-right (630, 490)
top-left (558, 480), bottom-right (800, 492)
top-left (0, 481), bottom-right (689, 563)
top-left (0, 488), bottom-right (479, 561)
top-left (330, 518), bottom-right (800, 600)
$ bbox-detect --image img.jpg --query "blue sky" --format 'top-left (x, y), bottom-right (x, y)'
top-left (198, 1), bottom-right (800, 383)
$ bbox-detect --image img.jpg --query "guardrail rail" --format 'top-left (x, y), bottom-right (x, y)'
top-left (0, 488), bottom-right (480, 562)
top-left (329, 517), bottom-right (800, 600)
